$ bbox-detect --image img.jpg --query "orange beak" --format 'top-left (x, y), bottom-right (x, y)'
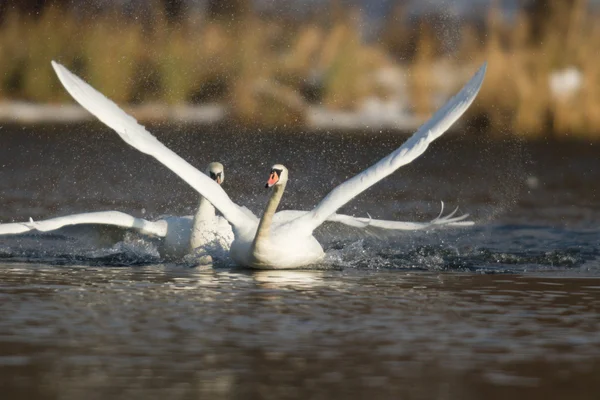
top-left (266, 172), bottom-right (279, 188)
top-left (216, 176), bottom-right (222, 185)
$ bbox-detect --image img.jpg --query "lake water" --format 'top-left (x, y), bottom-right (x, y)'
top-left (0, 124), bottom-right (599, 399)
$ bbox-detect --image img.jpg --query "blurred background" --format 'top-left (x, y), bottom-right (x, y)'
top-left (0, 0), bottom-right (598, 137)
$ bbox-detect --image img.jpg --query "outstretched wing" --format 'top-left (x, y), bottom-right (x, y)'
top-left (294, 62), bottom-right (487, 233)
top-left (51, 61), bottom-right (252, 230)
top-left (330, 215), bottom-right (472, 230)
top-left (275, 201), bottom-right (474, 230)
top-left (0, 211), bottom-right (168, 236)
top-left (328, 202), bottom-right (474, 230)
top-left (0, 221), bottom-right (33, 235)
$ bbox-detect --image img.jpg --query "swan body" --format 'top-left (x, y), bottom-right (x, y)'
top-left (0, 200), bottom-right (474, 252)
top-left (160, 213), bottom-right (232, 260)
top-left (50, 60), bottom-right (486, 268)
top-left (0, 202), bottom-right (470, 261)
top-left (0, 210), bottom-right (229, 260)
top-left (231, 224), bottom-right (325, 269)
top-left (0, 162), bottom-right (234, 260)
top-left (0, 195), bottom-right (471, 262)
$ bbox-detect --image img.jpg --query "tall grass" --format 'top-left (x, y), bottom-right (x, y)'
top-left (457, 0), bottom-right (600, 137)
top-left (0, 3), bottom-right (598, 137)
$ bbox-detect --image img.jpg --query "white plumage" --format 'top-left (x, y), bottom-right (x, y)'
top-left (44, 61), bottom-right (486, 268)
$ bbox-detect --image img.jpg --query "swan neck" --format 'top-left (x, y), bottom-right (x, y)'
top-left (252, 183), bottom-right (285, 251)
top-left (190, 196), bottom-right (215, 249)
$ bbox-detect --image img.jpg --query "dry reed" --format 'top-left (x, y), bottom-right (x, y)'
top-left (0, 2), bottom-right (597, 137)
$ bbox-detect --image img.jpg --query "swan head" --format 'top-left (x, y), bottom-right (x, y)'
top-left (265, 164), bottom-right (288, 188)
top-left (206, 162), bottom-right (224, 185)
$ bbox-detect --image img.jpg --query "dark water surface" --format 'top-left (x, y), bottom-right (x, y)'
top-left (0, 125), bottom-right (599, 399)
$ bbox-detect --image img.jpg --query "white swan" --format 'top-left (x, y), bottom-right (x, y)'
top-left (0, 161), bottom-right (471, 260)
top-left (50, 60), bottom-right (486, 269)
top-left (0, 162), bottom-right (232, 260)
top-left (0, 173), bottom-right (470, 261)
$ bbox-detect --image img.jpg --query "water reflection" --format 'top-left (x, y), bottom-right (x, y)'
top-left (251, 270), bottom-right (325, 290)
top-left (1, 265), bottom-right (600, 399)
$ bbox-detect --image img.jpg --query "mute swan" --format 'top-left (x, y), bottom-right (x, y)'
top-left (0, 162), bottom-right (232, 260)
top-left (50, 60), bottom-right (486, 269)
top-left (0, 185), bottom-right (470, 261)
top-left (0, 158), bottom-right (470, 260)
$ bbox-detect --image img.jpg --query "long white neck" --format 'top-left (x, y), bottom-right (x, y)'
top-left (251, 183), bottom-right (285, 257)
top-left (190, 195), bottom-right (216, 250)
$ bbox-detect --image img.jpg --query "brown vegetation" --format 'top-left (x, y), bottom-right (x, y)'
top-left (0, 1), bottom-right (597, 137)
top-left (458, 0), bottom-right (600, 138)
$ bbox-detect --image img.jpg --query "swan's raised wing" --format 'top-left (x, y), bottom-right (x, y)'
top-left (0, 211), bottom-right (168, 237)
top-left (51, 61), bottom-right (252, 230)
top-left (295, 62), bottom-right (487, 233)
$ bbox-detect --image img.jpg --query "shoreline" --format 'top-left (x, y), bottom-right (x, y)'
top-left (2, 101), bottom-right (596, 141)
top-left (0, 101), bottom-right (427, 131)
top-left (0, 102), bottom-right (226, 125)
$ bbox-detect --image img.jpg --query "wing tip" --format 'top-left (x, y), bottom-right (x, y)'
top-left (50, 60), bottom-right (78, 98)
top-left (50, 60), bottom-right (65, 79)
top-left (471, 61), bottom-right (488, 92)
top-left (479, 61), bottom-right (488, 73)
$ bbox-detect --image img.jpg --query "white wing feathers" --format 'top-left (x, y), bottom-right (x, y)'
top-left (0, 211), bottom-right (168, 236)
top-left (0, 205), bottom-right (470, 237)
top-left (50, 60), bottom-right (484, 238)
top-left (0, 221), bottom-right (31, 235)
top-left (297, 62), bottom-right (487, 232)
top-left (335, 202), bottom-right (474, 230)
top-left (270, 203), bottom-right (473, 231)
top-left (51, 61), bottom-right (252, 230)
